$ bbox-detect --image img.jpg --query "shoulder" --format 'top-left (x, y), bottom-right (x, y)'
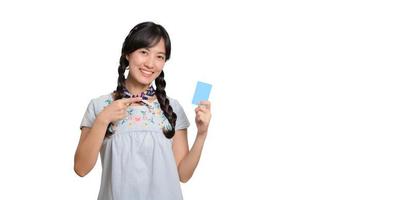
top-left (90, 92), bottom-right (113, 103)
top-left (166, 96), bottom-right (187, 114)
top-left (88, 92), bottom-right (115, 111)
top-left (166, 96), bottom-right (190, 128)
top-left (97, 92), bottom-right (114, 102)
top-left (167, 96), bottom-right (182, 108)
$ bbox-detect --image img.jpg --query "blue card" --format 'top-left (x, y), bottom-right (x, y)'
top-left (192, 81), bottom-right (212, 105)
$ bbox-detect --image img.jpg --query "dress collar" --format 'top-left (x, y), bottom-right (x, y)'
top-left (122, 85), bottom-right (156, 100)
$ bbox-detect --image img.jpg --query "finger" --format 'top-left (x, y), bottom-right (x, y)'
top-left (198, 101), bottom-right (211, 110)
top-left (196, 107), bottom-right (209, 115)
top-left (199, 106), bottom-right (207, 112)
top-left (122, 97), bottom-right (143, 105)
top-left (199, 115), bottom-right (205, 123)
top-left (196, 105), bottom-right (208, 112)
top-left (199, 114), bottom-right (210, 123)
top-left (119, 104), bottom-right (129, 110)
top-left (198, 105), bottom-right (206, 110)
top-left (196, 112), bottom-right (204, 120)
top-left (195, 106), bottom-right (205, 112)
top-left (196, 109), bottom-right (203, 115)
top-left (195, 107), bottom-right (201, 112)
top-left (197, 115), bottom-right (206, 124)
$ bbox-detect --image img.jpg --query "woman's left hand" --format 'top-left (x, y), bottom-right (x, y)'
top-left (195, 100), bottom-right (212, 136)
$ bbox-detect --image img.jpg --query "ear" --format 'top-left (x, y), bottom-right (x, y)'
top-left (125, 55), bottom-right (129, 61)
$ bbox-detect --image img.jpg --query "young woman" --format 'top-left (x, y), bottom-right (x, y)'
top-left (74, 21), bottom-right (211, 200)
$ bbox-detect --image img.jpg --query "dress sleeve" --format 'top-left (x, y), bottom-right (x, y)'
top-left (80, 99), bottom-right (97, 130)
top-left (171, 99), bottom-right (190, 131)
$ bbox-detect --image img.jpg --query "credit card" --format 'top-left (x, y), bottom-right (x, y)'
top-left (192, 81), bottom-right (212, 105)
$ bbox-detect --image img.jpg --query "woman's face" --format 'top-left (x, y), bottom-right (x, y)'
top-left (126, 38), bottom-right (166, 86)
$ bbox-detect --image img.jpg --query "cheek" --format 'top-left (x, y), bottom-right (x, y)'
top-left (154, 70), bottom-right (162, 77)
top-left (129, 58), bottom-right (144, 67)
top-left (155, 62), bottom-right (165, 72)
top-left (128, 52), bottom-right (145, 64)
top-left (153, 67), bottom-right (164, 78)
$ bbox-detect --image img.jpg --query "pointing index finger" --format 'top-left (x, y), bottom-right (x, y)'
top-left (121, 97), bottom-right (143, 105)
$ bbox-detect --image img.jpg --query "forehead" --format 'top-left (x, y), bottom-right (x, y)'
top-left (148, 38), bottom-right (165, 53)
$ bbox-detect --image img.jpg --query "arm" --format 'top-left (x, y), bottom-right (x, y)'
top-left (173, 100), bottom-right (211, 183)
top-left (172, 129), bottom-right (207, 183)
top-left (74, 97), bottom-right (142, 177)
top-left (74, 116), bottom-right (109, 177)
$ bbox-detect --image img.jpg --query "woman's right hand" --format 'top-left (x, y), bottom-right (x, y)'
top-left (97, 97), bottom-right (142, 125)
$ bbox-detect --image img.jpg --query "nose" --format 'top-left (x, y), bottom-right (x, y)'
top-left (144, 56), bottom-right (155, 69)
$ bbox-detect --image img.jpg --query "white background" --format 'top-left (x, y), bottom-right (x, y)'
top-left (0, 0), bottom-right (411, 199)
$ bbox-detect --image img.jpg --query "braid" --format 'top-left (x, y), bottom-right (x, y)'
top-left (115, 54), bottom-right (128, 99)
top-left (155, 70), bottom-right (177, 139)
top-left (105, 54), bottom-right (128, 137)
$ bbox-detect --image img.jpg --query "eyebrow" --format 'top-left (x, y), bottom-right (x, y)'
top-left (144, 48), bottom-right (166, 55)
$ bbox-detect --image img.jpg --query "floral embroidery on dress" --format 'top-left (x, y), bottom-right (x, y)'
top-left (103, 95), bottom-right (170, 131)
top-left (133, 116), bottom-right (141, 123)
top-left (127, 109), bottom-right (134, 115)
top-left (104, 99), bottom-right (113, 105)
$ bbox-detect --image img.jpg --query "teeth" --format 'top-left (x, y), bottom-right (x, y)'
top-left (140, 69), bottom-right (153, 75)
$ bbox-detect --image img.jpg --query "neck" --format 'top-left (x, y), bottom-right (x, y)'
top-left (124, 78), bottom-right (151, 96)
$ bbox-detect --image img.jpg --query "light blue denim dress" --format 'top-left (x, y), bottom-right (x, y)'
top-left (80, 93), bottom-right (190, 200)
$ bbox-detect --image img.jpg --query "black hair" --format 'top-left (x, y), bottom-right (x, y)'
top-left (106, 21), bottom-right (177, 139)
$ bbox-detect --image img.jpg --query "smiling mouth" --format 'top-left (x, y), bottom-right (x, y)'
top-left (140, 69), bottom-right (154, 77)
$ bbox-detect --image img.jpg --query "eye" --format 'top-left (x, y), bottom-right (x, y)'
top-left (157, 55), bottom-right (165, 61)
top-left (139, 50), bottom-right (149, 55)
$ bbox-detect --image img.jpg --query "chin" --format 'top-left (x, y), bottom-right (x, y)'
top-left (137, 77), bottom-right (155, 85)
